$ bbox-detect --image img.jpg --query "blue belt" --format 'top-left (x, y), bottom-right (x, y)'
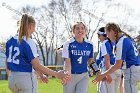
top-left (71, 71), bottom-right (87, 74)
top-left (135, 64), bottom-right (140, 66)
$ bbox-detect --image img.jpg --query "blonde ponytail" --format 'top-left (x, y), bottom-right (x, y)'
top-left (18, 14), bottom-right (35, 44)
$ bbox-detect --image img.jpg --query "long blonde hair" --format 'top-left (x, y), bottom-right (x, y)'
top-left (105, 22), bottom-right (132, 41)
top-left (18, 14), bottom-right (35, 44)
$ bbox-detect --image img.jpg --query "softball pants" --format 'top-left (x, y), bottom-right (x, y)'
top-left (8, 72), bottom-right (37, 93)
top-left (63, 72), bottom-right (89, 93)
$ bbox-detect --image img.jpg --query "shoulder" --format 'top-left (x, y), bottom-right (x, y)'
top-left (63, 38), bottom-right (75, 45)
top-left (84, 39), bottom-right (94, 46)
top-left (22, 37), bottom-right (37, 48)
top-left (100, 40), bottom-right (108, 47)
top-left (117, 36), bottom-right (129, 45)
top-left (27, 38), bottom-right (36, 45)
top-left (6, 35), bottom-right (18, 45)
top-left (102, 39), bottom-right (108, 44)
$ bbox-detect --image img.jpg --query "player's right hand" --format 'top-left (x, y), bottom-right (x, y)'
top-left (106, 75), bottom-right (112, 84)
top-left (61, 70), bottom-right (71, 85)
top-left (92, 74), bottom-right (105, 84)
top-left (57, 70), bottom-right (71, 85)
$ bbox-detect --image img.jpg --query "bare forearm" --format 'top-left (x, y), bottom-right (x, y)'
top-left (32, 58), bottom-right (58, 77)
top-left (36, 64), bottom-right (58, 77)
top-left (104, 64), bottom-right (119, 76)
top-left (64, 61), bottom-right (71, 73)
top-left (104, 60), bottom-right (122, 76)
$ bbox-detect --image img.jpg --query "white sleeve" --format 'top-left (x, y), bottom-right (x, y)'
top-left (115, 40), bottom-right (123, 60)
top-left (100, 43), bottom-right (108, 57)
top-left (28, 39), bottom-right (39, 58)
top-left (62, 42), bottom-right (70, 58)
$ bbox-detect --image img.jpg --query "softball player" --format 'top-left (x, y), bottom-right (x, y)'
top-left (96, 27), bottom-right (121, 93)
top-left (5, 14), bottom-right (68, 93)
top-left (62, 22), bottom-right (99, 93)
top-left (93, 22), bottom-right (140, 93)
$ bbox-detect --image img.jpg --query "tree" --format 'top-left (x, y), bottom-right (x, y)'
top-left (5, 0), bottom-right (140, 66)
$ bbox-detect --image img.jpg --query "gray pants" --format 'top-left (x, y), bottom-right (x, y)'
top-left (63, 72), bottom-right (89, 93)
top-left (8, 72), bottom-right (37, 93)
top-left (98, 68), bottom-right (121, 93)
top-left (123, 65), bottom-right (140, 93)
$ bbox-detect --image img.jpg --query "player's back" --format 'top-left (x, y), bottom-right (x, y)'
top-left (6, 35), bottom-right (35, 72)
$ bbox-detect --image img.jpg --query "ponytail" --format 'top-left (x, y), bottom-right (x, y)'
top-left (18, 14), bottom-right (35, 44)
top-left (105, 22), bottom-right (132, 42)
top-left (120, 30), bottom-right (132, 40)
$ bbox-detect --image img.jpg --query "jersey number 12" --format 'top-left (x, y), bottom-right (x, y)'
top-left (7, 46), bottom-right (20, 64)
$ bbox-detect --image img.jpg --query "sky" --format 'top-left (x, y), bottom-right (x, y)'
top-left (0, 0), bottom-right (140, 42)
top-left (0, 0), bottom-right (50, 42)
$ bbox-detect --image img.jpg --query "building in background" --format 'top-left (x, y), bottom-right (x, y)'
top-left (0, 47), bottom-right (7, 80)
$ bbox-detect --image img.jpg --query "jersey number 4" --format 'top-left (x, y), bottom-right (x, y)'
top-left (77, 56), bottom-right (82, 64)
top-left (7, 46), bottom-right (20, 64)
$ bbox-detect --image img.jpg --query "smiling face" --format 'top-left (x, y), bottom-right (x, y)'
top-left (97, 27), bottom-right (107, 42)
top-left (72, 22), bottom-right (86, 39)
top-left (98, 34), bottom-right (105, 42)
top-left (106, 29), bottom-right (116, 41)
top-left (105, 23), bottom-right (121, 42)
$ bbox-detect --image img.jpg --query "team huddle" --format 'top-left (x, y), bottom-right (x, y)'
top-left (5, 14), bottom-right (140, 93)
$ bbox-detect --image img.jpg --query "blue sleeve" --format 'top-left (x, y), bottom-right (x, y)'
top-left (24, 44), bottom-right (35, 63)
top-left (121, 40), bottom-right (128, 60)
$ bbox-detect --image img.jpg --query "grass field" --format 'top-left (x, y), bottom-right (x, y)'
top-left (0, 76), bottom-right (140, 93)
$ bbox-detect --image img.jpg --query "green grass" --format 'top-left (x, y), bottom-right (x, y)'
top-left (0, 76), bottom-right (140, 93)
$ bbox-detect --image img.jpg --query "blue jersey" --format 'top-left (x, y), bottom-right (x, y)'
top-left (62, 38), bottom-right (94, 73)
top-left (5, 35), bottom-right (39, 72)
top-left (96, 52), bottom-right (103, 68)
top-left (97, 39), bottom-right (115, 68)
top-left (116, 35), bottom-right (140, 68)
top-left (96, 53), bottom-right (102, 65)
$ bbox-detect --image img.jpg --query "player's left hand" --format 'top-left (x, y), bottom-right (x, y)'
top-left (40, 74), bottom-right (49, 84)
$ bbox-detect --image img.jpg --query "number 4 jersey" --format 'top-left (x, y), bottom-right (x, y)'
top-left (62, 38), bottom-right (94, 73)
top-left (5, 35), bottom-right (39, 72)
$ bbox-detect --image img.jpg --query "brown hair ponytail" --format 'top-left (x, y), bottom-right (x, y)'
top-left (105, 22), bottom-right (132, 41)
top-left (18, 14), bottom-right (35, 44)
top-left (120, 30), bottom-right (132, 40)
